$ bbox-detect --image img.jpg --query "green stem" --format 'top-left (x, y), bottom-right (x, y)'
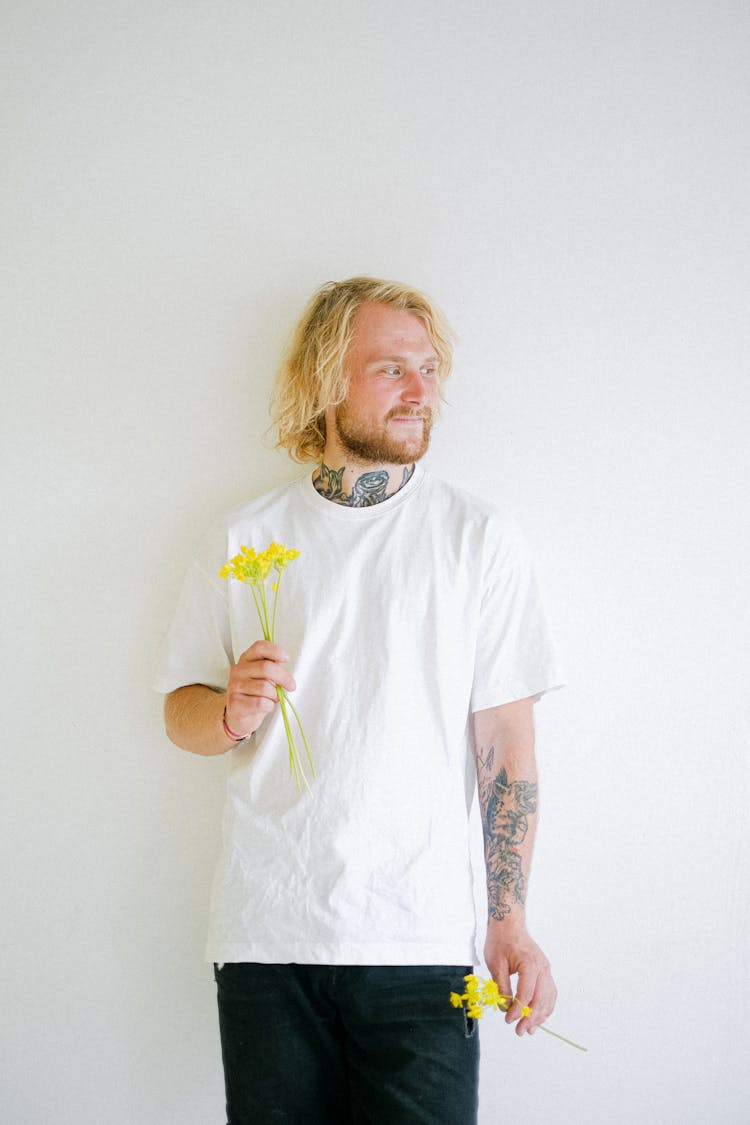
top-left (538, 1027), bottom-right (588, 1052)
top-left (276, 690), bottom-right (298, 782)
top-left (248, 573), bottom-right (315, 792)
top-left (250, 584), bottom-right (270, 641)
top-left (257, 582), bottom-right (271, 641)
top-left (271, 570), bottom-right (281, 641)
top-left (277, 687), bottom-right (312, 793)
top-left (284, 694), bottom-right (316, 778)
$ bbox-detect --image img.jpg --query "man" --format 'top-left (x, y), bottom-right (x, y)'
top-left (156, 276), bottom-right (564, 1123)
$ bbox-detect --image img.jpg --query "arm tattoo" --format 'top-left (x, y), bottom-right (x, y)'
top-left (313, 462), bottom-right (413, 507)
top-left (477, 748), bottom-right (538, 922)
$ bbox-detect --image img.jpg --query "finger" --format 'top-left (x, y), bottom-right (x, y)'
top-left (239, 640), bottom-right (290, 663)
top-left (230, 681), bottom-right (280, 706)
top-left (225, 696), bottom-right (274, 735)
top-left (236, 659), bottom-right (297, 693)
top-left (225, 678), bottom-right (284, 731)
top-left (227, 678), bottom-right (288, 724)
top-left (530, 977), bottom-right (557, 1030)
top-left (517, 974), bottom-right (557, 1036)
top-left (507, 966), bottom-right (536, 1026)
top-left (487, 964), bottom-right (513, 1016)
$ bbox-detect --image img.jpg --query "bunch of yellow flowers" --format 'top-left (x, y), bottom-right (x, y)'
top-left (450, 974), bottom-right (532, 1021)
top-left (450, 974), bottom-right (587, 1051)
top-left (219, 541), bottom-right (314, 791)
top-left (219, 542), bottom-right (300, 586)
top-left (219, 541), bottom-right (301, 650)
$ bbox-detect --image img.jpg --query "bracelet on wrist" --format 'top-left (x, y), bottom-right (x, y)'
top-left (222, 706), bottom-right (250, 743)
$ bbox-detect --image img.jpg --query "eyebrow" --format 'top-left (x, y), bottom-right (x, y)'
top-left (369, 354), bottom-right (439, 365)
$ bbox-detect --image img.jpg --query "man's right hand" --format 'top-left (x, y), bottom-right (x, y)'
top-left (224, 640), bottom-right (296, 739)
top-left (163, 641), bottom-right (296, 756)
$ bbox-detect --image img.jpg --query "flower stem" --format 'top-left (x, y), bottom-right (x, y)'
top-left (250, 583), bottom-right (270, 642)
top-left (277, 687), bottom-right (312, 792)
top-left (257, 582), bottom-right (271, 641)
top-left (284, 694), bottom-right (316, 778)
top-left (538, 1027), bottom-right (588, 1052)
top-left (271, 571), bottom-right (281, 641)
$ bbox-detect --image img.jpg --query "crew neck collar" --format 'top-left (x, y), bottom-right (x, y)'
top-left (299, 462), bottom-right (426, 520)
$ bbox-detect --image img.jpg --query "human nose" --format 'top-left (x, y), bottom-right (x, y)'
top-left (399, 368), bottom-right (435, 405)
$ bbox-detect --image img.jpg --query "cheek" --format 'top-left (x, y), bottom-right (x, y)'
top-left (363, 388), bottom-right (396, 415)
top-left (419, 382), bottom-right (439, 411)
top-left (343, 379), bottom-right (387, 414)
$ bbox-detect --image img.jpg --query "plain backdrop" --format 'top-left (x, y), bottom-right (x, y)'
top-left (2, 2), bottom-right (748, 1122)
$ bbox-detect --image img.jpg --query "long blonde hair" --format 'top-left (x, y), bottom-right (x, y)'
top-left (271, 276), bottom-right (454, 463)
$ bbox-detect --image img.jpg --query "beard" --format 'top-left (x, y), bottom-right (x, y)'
top-left (333, 403), bottom-right (434, 465)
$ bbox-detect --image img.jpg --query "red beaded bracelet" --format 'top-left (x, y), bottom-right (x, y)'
top-left (222, 706), bottom-right (249, 743)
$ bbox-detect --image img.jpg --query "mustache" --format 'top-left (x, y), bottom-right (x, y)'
top-left (386, 408), bottom-right (433, 422)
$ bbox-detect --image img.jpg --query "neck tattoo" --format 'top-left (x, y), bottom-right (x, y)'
top-left (313, 462), bottom-right (415, 508)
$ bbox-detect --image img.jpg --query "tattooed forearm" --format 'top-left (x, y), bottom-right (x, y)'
top-left (313, 462), bottom-right (414, 507)
top-left (477, 750), bottom-right (538, 922)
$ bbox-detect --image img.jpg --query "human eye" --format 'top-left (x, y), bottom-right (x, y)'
top-left (420, 365), bottom-right (436, 378)
top-left (383, 366), bottom-right (402, 379)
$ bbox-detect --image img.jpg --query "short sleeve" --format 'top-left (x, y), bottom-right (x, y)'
top-left (470, 516), bottom-right (565, 712)
top-left (152, 523), bottom-right (234, 694)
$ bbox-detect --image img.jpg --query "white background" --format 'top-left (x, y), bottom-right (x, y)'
top-left (2, 2), bottom-right (748, 1122)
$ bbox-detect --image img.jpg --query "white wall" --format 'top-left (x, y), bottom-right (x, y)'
top-left (3, 2), bottom-right (748, 1122)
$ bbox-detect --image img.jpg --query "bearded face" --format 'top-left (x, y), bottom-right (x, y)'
top-left (333, 400), bottom-right (434, 465)
top-left (325, 303), bottom-right (439, 467)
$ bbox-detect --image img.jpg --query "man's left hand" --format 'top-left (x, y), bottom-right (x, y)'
top-left (484, 918), bottom-right (557, 1036)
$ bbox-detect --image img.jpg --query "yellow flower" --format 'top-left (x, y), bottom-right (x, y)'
top-left (259, 541), bottom-right (300, 573)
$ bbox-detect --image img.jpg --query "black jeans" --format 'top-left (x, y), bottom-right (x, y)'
top-left (214, 963), bottom-right (479, 1124)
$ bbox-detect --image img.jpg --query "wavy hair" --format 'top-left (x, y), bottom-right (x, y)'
top-left (271, 276), bottom-right (454, 463)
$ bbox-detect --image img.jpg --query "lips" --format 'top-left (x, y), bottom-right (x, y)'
top-left (388, 411), bottom-right (430, 423)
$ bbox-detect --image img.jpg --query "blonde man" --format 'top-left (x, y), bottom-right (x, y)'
top-left (157, 277), bottom-right (563, 1124)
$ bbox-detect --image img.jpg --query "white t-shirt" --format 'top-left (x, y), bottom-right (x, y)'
top-left (154, 465), bottom-right (564, 965)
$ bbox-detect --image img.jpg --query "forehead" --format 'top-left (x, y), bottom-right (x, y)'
top-left (349, 302), bottom-right (434, 360)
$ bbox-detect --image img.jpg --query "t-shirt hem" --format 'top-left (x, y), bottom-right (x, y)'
top-left (206, 940), bottom-right (479, 966)
top-left (471, 678), bottom-right (566, 713)
top-left (152, 675), bottom-right (227, 695)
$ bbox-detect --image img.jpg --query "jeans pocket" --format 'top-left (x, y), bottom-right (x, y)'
top-left (463, 1010), bottom-right (478, 1039)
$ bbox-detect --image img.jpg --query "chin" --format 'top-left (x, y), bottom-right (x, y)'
top-left (390, 447), bottom-right (428, 466)
top-left (387, 426), bottom-right (431, 463)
